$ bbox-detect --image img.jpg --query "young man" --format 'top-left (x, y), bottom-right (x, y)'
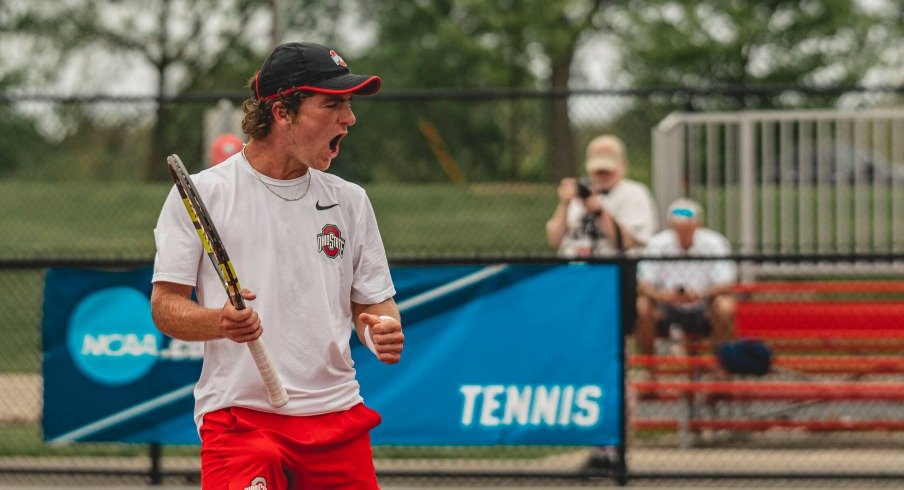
top-left (546, 134), bottom-right (658, 258)
top-left (635, 198), bottom-right (737, 357)
top-left (151, 41), bottom-right (403, 489)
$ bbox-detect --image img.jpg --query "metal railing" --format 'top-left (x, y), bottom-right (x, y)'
top-left (653, 108), bottom-right (904, 258)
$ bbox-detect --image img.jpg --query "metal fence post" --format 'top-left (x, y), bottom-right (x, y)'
top-left (149, 443), bottom-right (162, 485)
top-left (617, 258), bottom-right (637, 486)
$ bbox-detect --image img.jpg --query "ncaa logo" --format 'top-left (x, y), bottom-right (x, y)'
top-left (317, 224), bottom-right (346, 259)
top-left (66, 287), bottom-right (162, 386)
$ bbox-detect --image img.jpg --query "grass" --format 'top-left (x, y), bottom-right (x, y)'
top-left (372, 445), bottom-right (579, 459)
top-left (0, 181), bottom-right (558, 259)
top-left (0, 423), bottom-right (577, 459)
top-left (0, 181), bottom-right (171, 259)
top-left (374, 182), bottom-right (555, 256)
top-left (0, 424), bottom-right (200, 457)
top-left (0, 269), bottom-right (44, 373)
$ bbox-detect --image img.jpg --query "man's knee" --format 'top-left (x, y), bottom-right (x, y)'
top-left (711, 295), bottom-right (736, 320)
top-left (636, 295), bottom-right (658, 321)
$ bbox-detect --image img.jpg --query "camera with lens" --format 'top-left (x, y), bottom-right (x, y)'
top-left (576, 179), bottom-right (594, 199)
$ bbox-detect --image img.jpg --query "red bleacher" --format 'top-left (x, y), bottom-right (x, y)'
top-left (735, 281), bottom-right (904, 339)
top-left (629, 279), bottom-right (904, 438)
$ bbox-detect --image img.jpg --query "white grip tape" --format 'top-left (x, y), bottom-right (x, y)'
top-left (363, 326), bottom-right (378, 355)
top-left (364, 316), bottom-right (394, 356)
top-left (247, 339), bottom-right (289, 408)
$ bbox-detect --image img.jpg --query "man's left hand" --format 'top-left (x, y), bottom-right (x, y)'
top-left (360, 313), bottom-right (404, 364)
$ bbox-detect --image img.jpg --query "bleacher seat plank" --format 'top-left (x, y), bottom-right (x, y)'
top-left (736, 281), bottom-right (904, 294)
top-left (633, 418), bottom-right (904, 432)
top-left (629, 354), bottom-right (904, 374)
top-left (736, 302), bottom-right (904, 338)
top-left (631, 380), bottom-right (904, 401)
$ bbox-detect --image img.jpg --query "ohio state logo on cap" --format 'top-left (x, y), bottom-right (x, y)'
top-left (329, 50), bottom-right (347, 67)
top-left (317, 224), bottom-right (346, 259)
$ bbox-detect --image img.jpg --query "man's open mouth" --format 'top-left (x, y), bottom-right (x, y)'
top-left (329, 134), bottom-right (344, 157)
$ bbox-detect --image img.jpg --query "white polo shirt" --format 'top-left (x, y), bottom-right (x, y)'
top-left (637, 227), bottom-right (737, 292)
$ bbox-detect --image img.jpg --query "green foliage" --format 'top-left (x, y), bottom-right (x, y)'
top-left (608, 0), bottom-right (881, 110)
top-left (349, 0), bottom-right (611, 182)
top-left (4, 0), bottom-right (275, 181)
top-left (2, 0), bottom-right (898, 186)
top-left (598, 0), bottom-right (889, 181)
top-left (347, 2), bottom-right (528, 182)
top-left (0, 110), bottom-right (47, 177)
top-left (338, 99), bottom-right (515, 183)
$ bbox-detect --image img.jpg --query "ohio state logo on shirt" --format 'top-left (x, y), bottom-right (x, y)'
top-left (317, 224), bottom-right (346, 258)
top-left (244, 476), bottom-right (267, 490)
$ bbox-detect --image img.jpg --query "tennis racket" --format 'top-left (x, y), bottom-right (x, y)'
top-left (166, 154), bottom-right (289, 408)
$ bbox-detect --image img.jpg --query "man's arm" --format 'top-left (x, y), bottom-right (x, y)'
top-left (352, 298), bottom-right (403, 364)
top-left (595, 185), bottom-right (658, 251)
top-left (703, 282), bottom-right (736, 299)
top-left (151, 281), bottom-right (262, 343)
top-left (546, 178), bottom-right (577, 248)
top-left (597, 212), bottom-right (641, 250)
top-left (637, 280), bottom-right (669, 304)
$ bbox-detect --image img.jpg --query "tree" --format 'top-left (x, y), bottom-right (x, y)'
top-left (355, 0), bottom-right (611, 182)
top-left (606, 0), bottom-right (883, 109)
top-left (5, 0), bottom-right (274, 179)
top-left (594, 0), bottom-right (890, 182)
top-left (5, 0), bottom-right (374, 181)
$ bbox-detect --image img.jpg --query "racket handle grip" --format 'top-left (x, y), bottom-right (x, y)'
top-left (247, 339), bottom-right (289, 408)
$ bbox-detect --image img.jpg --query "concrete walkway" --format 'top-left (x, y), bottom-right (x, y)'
top-left (2, 446), bottom-right (903, 488)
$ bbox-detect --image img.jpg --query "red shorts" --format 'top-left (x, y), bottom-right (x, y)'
top-left (199, 403), bottom-right (382, 490)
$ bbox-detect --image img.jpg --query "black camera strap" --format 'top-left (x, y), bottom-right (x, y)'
top-left (613, 219), bottom-right (625, 252)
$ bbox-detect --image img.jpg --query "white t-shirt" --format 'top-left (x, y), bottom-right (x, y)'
top-left (152, 153), bottom-right (395, 429)
top-left (558, 179), bottom-right (658, 258)
top-left (637, 227), bottom-right (737, 293)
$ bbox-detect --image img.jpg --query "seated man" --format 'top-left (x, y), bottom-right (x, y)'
top-left (635, 198), bottom-right (737, 357)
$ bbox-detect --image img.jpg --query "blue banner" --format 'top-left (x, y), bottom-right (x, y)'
top-left (359, 264), bottom-right (623, 446)
top-left (42, 263), bottom-right (623, 446)
top-left (42, 267), bottom-right (201, 444)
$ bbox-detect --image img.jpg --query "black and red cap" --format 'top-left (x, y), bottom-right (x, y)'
top-left (253, 42), bottom-right (381, 102)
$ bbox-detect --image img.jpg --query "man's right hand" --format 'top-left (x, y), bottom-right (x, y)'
top-left (661, 288), bottom-right (703, 307)
top-left (557, 178), bottom-right (578, 203)
top-left (218, 288), bottom-right (262, 343)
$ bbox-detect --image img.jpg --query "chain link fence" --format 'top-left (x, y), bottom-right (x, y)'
top-left (1, 88), bottom-right (903, 485)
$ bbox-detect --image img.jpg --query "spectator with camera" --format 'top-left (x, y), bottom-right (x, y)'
top-left (635, 198), bottom-right (737, 358)
top-left (546, 135), bottom-right (659, 258)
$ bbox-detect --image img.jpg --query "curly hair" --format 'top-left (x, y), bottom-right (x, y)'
top-left (240, 76), bottom-right (311, 140)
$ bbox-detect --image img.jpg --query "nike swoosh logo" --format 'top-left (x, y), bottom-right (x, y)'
top-left (315, 201), bottom-right (339, 211)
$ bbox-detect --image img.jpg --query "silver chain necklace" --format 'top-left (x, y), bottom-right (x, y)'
top-left (242, 146), bottom-right (312, 202)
